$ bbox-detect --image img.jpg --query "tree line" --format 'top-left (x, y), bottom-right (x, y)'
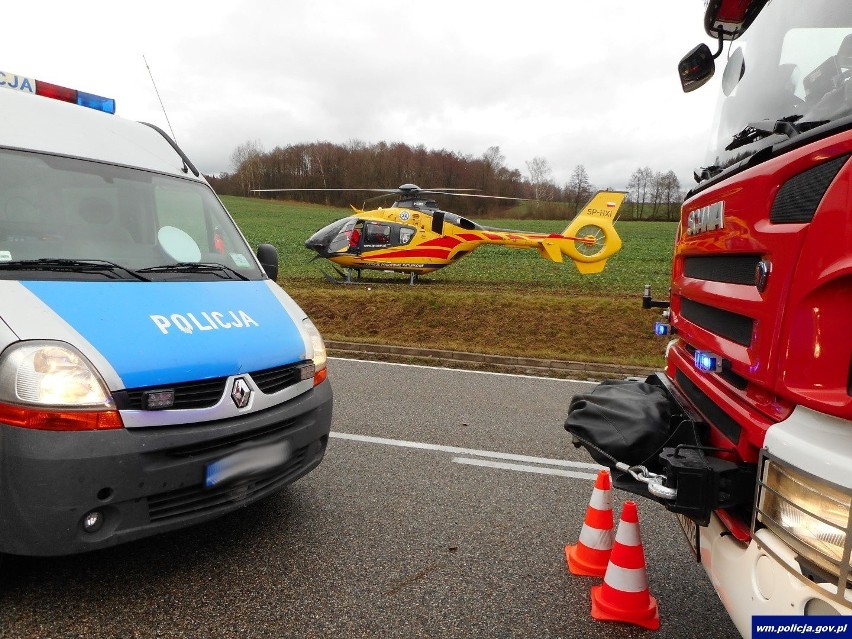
top-left (209, 139), bottom-right (684, 220)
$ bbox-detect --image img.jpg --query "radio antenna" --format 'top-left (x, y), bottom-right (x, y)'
top-left (143, 54), bottom-right (178, 143)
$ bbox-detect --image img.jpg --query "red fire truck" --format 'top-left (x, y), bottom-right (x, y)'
top-left (566, 0), bottom-right (851, 634)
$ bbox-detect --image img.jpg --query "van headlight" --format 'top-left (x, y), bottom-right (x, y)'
top-left (0, 341), bottom-right (121, 431)
top-left (756, 457), bottom-right (851, 581)
top-left (0, 341), bottom-right (113, 407)
top-left (301, 318), bottom-right (328, 385)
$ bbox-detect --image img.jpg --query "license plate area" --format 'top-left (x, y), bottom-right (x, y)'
top-left (676, 512), bottom-right (701, 562)
top-left (205, 440), bottom-right (292, 488)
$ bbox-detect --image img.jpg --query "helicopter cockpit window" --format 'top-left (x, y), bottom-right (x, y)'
top-left (398, 226), bottom-right (415, 245)
top-left (319, 217), bottom-right (357, 254)
top-left (364, 222), bottom-right (391, 248)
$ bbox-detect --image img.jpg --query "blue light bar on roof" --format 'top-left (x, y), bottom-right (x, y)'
top-left (0, 69), bottom-right (115, 114)
top-left (76, 90), bottom-right (116, 114)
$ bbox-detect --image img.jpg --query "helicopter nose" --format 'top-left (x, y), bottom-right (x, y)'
top-left (304, 231), bottom-right (329, 255)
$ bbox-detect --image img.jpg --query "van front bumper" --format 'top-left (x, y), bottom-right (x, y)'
top-left (0, 379), bottom-right (332, 556)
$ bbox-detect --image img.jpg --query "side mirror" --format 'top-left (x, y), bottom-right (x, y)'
top-left (678, 43), bottom-right (716, 93)
top-left (256, 243), bottom-right (279, 281)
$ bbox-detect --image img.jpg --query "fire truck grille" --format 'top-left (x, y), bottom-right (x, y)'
top-left (683, 255), bottom-right (761, 285)
top-left (770, 155), bottom-right (849, 224)
top-left (680, 298), bottom-right (754, 347)
top-left (676, 369), bottom-right (742, 444)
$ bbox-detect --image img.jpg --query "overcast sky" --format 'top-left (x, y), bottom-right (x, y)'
top-left (5, 0), bottom-right (722, 192)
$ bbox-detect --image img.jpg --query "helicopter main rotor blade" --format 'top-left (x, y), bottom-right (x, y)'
top-left (425, 191), bottom-right (528, 201)
top-left (251, 188), bottom-right (398, 193)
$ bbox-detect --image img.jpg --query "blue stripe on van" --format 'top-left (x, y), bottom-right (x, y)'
top-left (22, 280), bottom-right (306, 389)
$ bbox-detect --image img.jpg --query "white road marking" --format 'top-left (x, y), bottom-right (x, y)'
top-left (330, 432), bottom-right (603, 478)
top-left (452, 457), bottom-right (599, 480)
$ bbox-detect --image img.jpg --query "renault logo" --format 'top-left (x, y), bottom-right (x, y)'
top-left (231, 377), bottom-right (252, 409)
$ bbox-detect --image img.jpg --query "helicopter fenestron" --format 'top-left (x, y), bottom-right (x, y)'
top-left (252, 184), bottom-right (626, 283)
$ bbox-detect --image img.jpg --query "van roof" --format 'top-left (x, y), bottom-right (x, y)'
top-left (0, 88), bottom-right (204, 180)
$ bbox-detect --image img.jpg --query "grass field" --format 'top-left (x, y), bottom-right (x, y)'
top-left (221, 195), bottom-right (677, 368)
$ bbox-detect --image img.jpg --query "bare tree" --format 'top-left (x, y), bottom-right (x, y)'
top-left (525, 156), bottom-right (556, 203)
top-left (566, 164), bottom-right (594, 214)
top-left (481, 146), bottom-right (507, 194)
top-left (230, 140), bottom-right (264, 195)
top-left (659, 170), bottom-right (682, 220)
top-left (628, 166), bottom-right (654, 219)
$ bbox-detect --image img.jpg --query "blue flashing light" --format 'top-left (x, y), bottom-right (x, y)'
top-left (77, 90), bottom-right (115, 114)
top-left (654, 322), bottom-right (671, 336)
top-left (1, 70), bottom-right (115, 114)
top-left (694, 350), bottom-right (722, 373)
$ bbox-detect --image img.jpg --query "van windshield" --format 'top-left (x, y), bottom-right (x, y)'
top-left (0, 148), bottom-right (264, 281)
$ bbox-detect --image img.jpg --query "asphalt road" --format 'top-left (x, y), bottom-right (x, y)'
top-left (0, 358), bottom-right (741, 639)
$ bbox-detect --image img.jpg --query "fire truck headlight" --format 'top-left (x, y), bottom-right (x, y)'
top-left (757, 459), bottom-right (851, 577)
top-left (0, 341), bottom-right (113, 407)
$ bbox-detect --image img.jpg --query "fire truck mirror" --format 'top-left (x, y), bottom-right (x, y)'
top-left (679, 43), bottom-right (716, 93)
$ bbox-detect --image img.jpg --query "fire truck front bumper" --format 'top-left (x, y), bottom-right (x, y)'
top-left (693, 512), bottom-right (852, 638)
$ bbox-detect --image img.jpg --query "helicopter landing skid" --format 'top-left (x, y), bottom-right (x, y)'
top-left (319, 265), bottom-right (362, 284)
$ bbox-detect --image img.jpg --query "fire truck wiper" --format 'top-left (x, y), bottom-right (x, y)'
top-left (0, 258), bottom-right (149, 281)
top-left (725, 115), bottom-right (829, 152)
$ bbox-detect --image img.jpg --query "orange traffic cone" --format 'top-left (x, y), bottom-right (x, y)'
top-left (565, 469), bottom-right (614, 577)
top-left (590, 500), bottom-right (660, 631)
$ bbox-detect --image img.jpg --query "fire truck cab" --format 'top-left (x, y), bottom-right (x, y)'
top-left (566, 1), bottom-right (852, 635)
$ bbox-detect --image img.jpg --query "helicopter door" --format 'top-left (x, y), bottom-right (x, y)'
top-left (363, 222), bottom-right (392, 249)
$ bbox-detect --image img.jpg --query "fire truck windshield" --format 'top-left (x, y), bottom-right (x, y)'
top-left (704, 0), bottom-right (852, 176)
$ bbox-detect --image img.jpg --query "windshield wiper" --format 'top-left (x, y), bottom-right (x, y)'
top-left (725, 115), bottom-right (830, 151)
top-left (136, 262), bottom-right (249, 281)
top-left (0, 258), bottom-right (149, 281)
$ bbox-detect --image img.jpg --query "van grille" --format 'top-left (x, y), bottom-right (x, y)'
top-left (251, 361), bottom-right (311, 394)
top-left (123, 378), bottom-right (228, 410)
top-left (146, 445), bottom-right (308, 523)
top-left (117, 361), bottom-right (310, 410)
top-left (680, 298), bottom-right (753, 347)
top-left (166, 417), bottom-right (299, 459)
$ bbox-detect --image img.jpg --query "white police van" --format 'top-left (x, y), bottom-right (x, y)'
top-left (0, 71), bottom-right (332, 555)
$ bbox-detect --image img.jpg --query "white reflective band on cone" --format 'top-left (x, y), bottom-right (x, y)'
top-left (602, 564), bottom-right (649, 593)
top-left (589, 487), bottom-right (612, 510)
top-left (579, 526), bottom-right (615, 551)
top-left (614, 522), bottom-right (642, 547)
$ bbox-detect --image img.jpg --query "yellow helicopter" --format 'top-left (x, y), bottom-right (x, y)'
top-left (254, 184), bottom-right (626, 284)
